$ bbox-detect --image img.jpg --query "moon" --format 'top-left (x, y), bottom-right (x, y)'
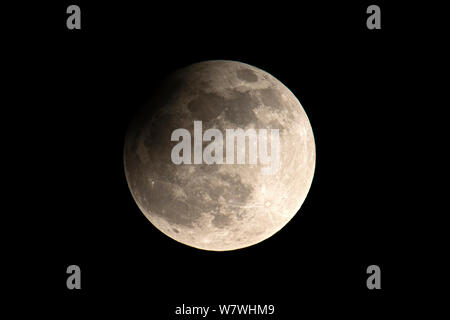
top-left (124, 60), bottom-right (315, 251)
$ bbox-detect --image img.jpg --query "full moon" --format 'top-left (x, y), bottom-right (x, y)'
top-left (124, 60), bottom-right (315, 251)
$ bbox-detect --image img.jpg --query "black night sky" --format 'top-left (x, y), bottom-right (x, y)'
top-left (5, 1), bottom-right (435, 318)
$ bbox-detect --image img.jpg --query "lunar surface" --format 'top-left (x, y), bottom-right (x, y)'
top-left (124, 60), bottom-right (315, 251)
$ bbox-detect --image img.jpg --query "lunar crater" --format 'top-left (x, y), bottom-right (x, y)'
top-left (237, 68), bottom-right (258, 82)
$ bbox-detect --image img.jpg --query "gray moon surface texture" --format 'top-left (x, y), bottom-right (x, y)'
top-left (124, 60), bottom-right (315, 251)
